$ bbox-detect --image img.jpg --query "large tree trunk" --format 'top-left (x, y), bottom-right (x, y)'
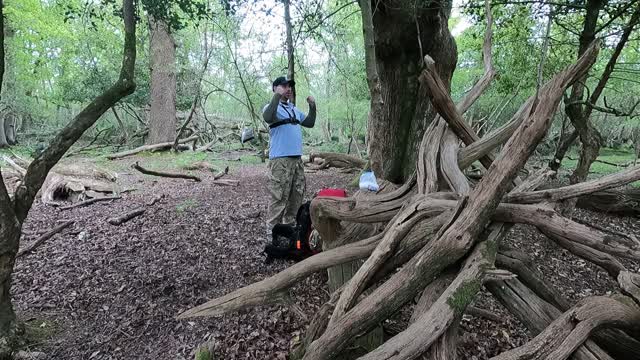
top-left (147, 17), bottom-right (176, 144)
top-left (0, 187), bottom-right (20, 357)
top-left (0, 0), bottom-right (136, 354)
top-left (365, 0), bottom-right (457, 183)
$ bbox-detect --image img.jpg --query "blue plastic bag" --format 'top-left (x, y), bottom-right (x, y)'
top-left (359, 170), bottom-right (379, 192)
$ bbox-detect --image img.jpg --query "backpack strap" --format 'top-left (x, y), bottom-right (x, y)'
top-left (269, 118), bottom-right (300, 129)
top-left (270, 103), bottom-right (300, 129)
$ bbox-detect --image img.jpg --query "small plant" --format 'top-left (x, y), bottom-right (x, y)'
top-left (176, 199), bottom-right (197, 213)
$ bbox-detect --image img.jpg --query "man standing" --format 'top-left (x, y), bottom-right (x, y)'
top-left (262, 76), bottom-right (316, 233)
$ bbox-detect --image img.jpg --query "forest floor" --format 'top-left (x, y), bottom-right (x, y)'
top-left (10, 151), bottom-right (640, 360)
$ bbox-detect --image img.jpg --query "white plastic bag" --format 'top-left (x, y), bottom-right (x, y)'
top-left (241, 127), bottom-right (255, 143)
top-left (359, 170), bottom-right (379, 192)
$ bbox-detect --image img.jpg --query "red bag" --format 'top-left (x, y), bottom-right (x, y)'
top-left (317, 188), bottom-right (347, 198)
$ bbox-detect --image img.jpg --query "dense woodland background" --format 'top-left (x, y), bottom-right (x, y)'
top-left (0, 0), bottom-right (638, 163)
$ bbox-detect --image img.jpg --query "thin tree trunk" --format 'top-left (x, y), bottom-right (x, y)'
top-left (284, 0), bottom-right (295, 105)
top-left (549, 130), bottom-right (578, 171)
top-left (147, 17), bottom-right (176, 144)
top-left (111, 107), bottom-right (128, 144)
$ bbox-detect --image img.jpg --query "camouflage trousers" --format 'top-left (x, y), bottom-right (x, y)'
top-left (267, 157), bottom-right (306, 228)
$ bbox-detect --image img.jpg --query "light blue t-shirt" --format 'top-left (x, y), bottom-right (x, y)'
top-left (263, 101), bottom-right (308, 159)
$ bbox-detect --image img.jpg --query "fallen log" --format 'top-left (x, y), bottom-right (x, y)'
top-left (489, 296), bottom-right (640, 360)
top-left (487, 278), bottom-right (620, 360)
top-left (106, 135), bottom-right (199, 160)
top-left (308, 152), bottom-right (367, 170)
top-left (59, 195), bottom-right (121, 210)
top-left (4, 155), bottom-right (120, 204)
top-left (618, 271), bottom-right (640, 305)
top-left (576, 188), bottom-right (640, 216)
top-left (505, 165), bottom-right (640, 204)
top-left (17, 220), bottom-right (74, 258)
top-left (107, 208), bottom-right (145, 225)
top-left (2, 156), bottom-right (26, 177)
top-left (132, 162), bottom-right (201, 182)
top-left (107, 194), bottom-right (163, 225)
top-left (358, 238), bottom-right (499, 360)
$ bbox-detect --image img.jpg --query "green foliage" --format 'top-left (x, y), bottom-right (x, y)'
top-left (4, 0), bottom-right (639, 169)
top-left (561, 148), bottom-right (638, 179)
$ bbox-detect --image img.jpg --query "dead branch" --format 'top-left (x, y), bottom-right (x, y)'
top-left (177, 234), bottom-right (382, 319)
top-left (106, 135), bottom-right (199, 160)
top-left (486, 278), bottom-right (619, 360)
top-left (505, 165), bottom-right (640, 203)
top-left (440, 128), bottom-right (470, 194)
top-left (107, 194), bottom-right (163, 226)
top-left (59, 195), bottom-right (121, 210)
top-left (466, 306), bottom-right (502, 323)
top-left (359, 237), bottom-right (500, 360)
top-left (16, 220), bottom-right (74, 258)
top-left (577, 188), bottom-right (640, 216)
top-left (132, 162), bottom-right (201, 182)
top-left (458, 97), bottom-right (535, 170)
top-left (618, 271), bottom-right (640, 305)
top-left (417, 120), bottom-right (446, 194)
top-left (179, 212), bottom-right (450, 320)
top-left (496, 250), bottom-right (571, 310)
top-left (496, 203), bottom-right (640, 261)
top-left (308, 152), bottom-right (367, 170)
top-left (456, 0), bottom-right (495, 114)
top-left (213, 166), bottom-right (229, 180)
top-left (327, 196), bottom-right (442, 328)
top-left (489, 296), bottom-right (640, 360)
top-left (304, 43), bottom-right (600, 359)
top-left (107, 208), bottom-right (145, 226)
top-left (2, 156), bottom-right (26, 177)
top-left (420, 55), bottom-right (494, 170)
top-left (195, 139), bottom-right (216, 152)
top-left (408, 270), bottom-right (459, 360)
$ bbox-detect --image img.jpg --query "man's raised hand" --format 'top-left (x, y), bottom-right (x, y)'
top-left (306, 96), bottom-right (316, 107)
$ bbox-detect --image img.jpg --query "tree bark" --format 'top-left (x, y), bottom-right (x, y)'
top-left (284, 0), bottom-right (295, 105)
top-left (147, 17), bottom-right (176, 144)
top-left (365, 0), bottom-right (457, 183)
top-left (487, 278), bottom-right (616, 360)
top-left (0, 117), bottom-right (8, 148)
top-left (489, 296), bottom-right (640, 360)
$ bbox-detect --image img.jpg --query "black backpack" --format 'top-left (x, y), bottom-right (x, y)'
top-left (264, 201), bottom-right (318, 263)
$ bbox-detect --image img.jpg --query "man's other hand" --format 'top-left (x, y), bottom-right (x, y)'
top-left (275, 85), bottom-right (286, 96)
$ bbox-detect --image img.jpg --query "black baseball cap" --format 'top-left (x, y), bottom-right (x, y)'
top-left (272, 76), bottom-right (295, 88)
